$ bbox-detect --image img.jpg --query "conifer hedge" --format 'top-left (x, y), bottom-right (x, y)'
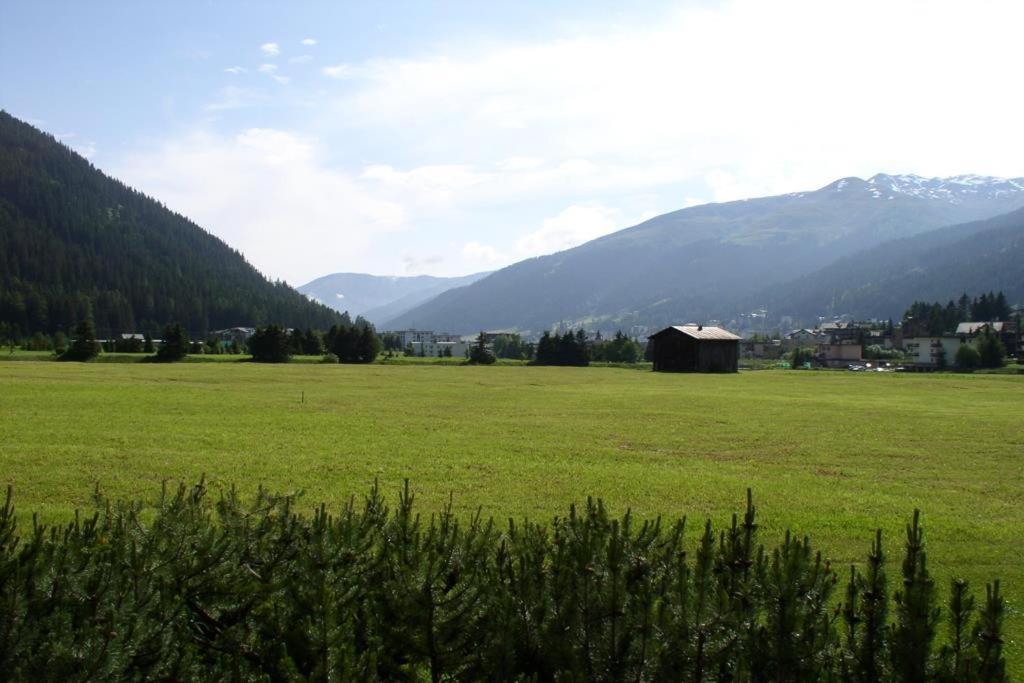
top-left (0, 482), bottom-right (1007, 681)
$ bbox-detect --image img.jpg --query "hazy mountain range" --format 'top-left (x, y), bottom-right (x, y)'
top-left (297, 271), bottom-right (490, 326)
top-left (381, 174), bottom-right (1024, 333)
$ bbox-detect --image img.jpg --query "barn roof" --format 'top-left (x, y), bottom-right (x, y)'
top-left (650, 325), bottom-right (741, 341)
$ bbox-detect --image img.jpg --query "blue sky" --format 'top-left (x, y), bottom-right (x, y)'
top-left (3, 1), bottom-right (1023, 284)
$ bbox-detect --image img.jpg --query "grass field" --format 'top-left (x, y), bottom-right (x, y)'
top-left (1, 358), bottom-right (1021, 671)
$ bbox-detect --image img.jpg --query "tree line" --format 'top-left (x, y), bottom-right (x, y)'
top-left (35, 314), bottom-right (384, 365)
top-left (0, 481), bottom-right (1007, 681)
top-left (902, 291), bottom-right (1014, 337)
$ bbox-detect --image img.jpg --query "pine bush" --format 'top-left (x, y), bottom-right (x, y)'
top-left (0, 482), bottom-right (1008, 681)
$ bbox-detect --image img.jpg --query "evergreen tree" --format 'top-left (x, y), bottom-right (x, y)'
top-left (976, 327), bottom-right (1005, 368)
top-left (59, 319), bottom-right (99, 361)
top-left (356, 325), bottom-right (381, 363)
top-left (52, 330), bottom-right (68, 355)
top-left (535, 332), bottom-right (555, 364)
top-left (890, 511), bottom-right (939, 680)
top-left (248, 324), bottom-right (291, 362)
top-left (288, 328), bottom-right (305, 355)
top-left (142, 332), bottom-right (154, 353)
top-left (301, 328), bottom-right (323, 356)
top-left (974, 581), bottom-right (1007, 682)
top-left (957, 293), bottom-right (971, 321)
top-left (155, 323), bottom-right (188, 362)
top-left (327, 320), bottom-right (380, 363)
top-left (468, 331), bottom-right (496, 364)
top-left (0, 482), bottom-right (1006, 680)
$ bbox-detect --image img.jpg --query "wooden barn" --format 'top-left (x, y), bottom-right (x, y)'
top-left (649, 325), bottom-right (740, 373)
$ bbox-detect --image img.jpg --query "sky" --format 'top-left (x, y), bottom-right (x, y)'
top-left (3, 0), bottom-right (1024, 285)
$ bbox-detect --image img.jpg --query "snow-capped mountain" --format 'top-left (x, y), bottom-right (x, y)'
top-left (828, 173), bottom-right (1024, 203)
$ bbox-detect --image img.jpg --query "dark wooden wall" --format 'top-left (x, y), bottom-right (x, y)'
top-left (652, 332), bottom-right (738, 373)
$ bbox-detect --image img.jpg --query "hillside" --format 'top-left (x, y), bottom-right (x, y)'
top-left (0, 112), bottom-right (343, 337)
top-left (761, 206), bottom-right (1024, 322)
top-left (297, 271), bottom-right (490, 326)
top-left (388, 174), bottom-right (1024, 333)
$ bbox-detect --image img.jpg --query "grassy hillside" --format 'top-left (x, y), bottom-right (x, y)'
top-left (0, 111), bottom-right (343, 337)
top-left (0, 359), bottom-right (1020, 671)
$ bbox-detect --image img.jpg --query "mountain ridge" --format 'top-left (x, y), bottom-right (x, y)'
top-left (387, 173), bottom-right (1024, 333)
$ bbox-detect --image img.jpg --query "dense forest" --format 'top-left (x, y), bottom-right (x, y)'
top-left (0, 111), bottom-right (343, 338)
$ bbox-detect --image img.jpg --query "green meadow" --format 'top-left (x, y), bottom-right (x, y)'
top-left (1, 358), bottom-right (1021, 671)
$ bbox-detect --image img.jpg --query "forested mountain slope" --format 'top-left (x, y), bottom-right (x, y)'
top-left (760, 206), bottom-right (1024, 322)
top-left (388, 175), bottom-right (1024, 333)
top-left (0, 112), bottom-right (343, 337)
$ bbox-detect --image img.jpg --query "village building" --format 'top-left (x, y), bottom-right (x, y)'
top-left (394, 329), bottom-right (436, 348)
top-left (210, 327), bottom-right (256, 344)
top-left (409, 339), bottom-right (469, 358)
top-left (955, 321), bottom-right (1019, 358)
top-left (782, 328), bottom-right (828, 350)
top-left (903, 336), bottom-right (962, 368)
top-left (394, 329), bottom-right (465, 349)
top-left (816, 341), bottom-right (863, 368)
top-left (648, 325), bottom-right (740, 373)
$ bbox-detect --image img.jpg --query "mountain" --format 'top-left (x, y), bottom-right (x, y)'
top-left (388, 174), bottom-right (1024, 334)
top-left (0, 111), bottom-right (343, 338)
top-left (297, 271), bottom-right (490, 327)
top-left (760, 205), bottom-right (1024, 322)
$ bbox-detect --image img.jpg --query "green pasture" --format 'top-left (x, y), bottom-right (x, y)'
top-left (0, 358), bottom-right (1021, 671)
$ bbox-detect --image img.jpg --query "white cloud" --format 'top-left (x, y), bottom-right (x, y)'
top-left (258, 63), bottom-right (277, 73)
top-left (260, 42), bottom-right (280, 56)
top-left (516, 205), bottom-right (621, 258)
top-left (289, 55), bottom-right (313, 64)
top-left (117, 0), bottom-right (1024, 281)
top-left (322, 63), bottom-right (353, 79)
top-left (461, 241), bottom-right (504, 265)
top-left (224, 66), bottom-right (246, 75)
top-left (301, 38), bottom-right (317, 46)
top-left (326, 0), bottom-right (1024, 190)
top-left (360, 163), bottom-right (486, 208)
top-left (495, 157), bottom-right (545, 172)
top-left (112, 128), bottom-right (406, 284)
top-left (402, 254), bottom-right (443, 274)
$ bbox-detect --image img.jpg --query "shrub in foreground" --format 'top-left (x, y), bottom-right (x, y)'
top-left (0, 483), bottom-right (1007, 681)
